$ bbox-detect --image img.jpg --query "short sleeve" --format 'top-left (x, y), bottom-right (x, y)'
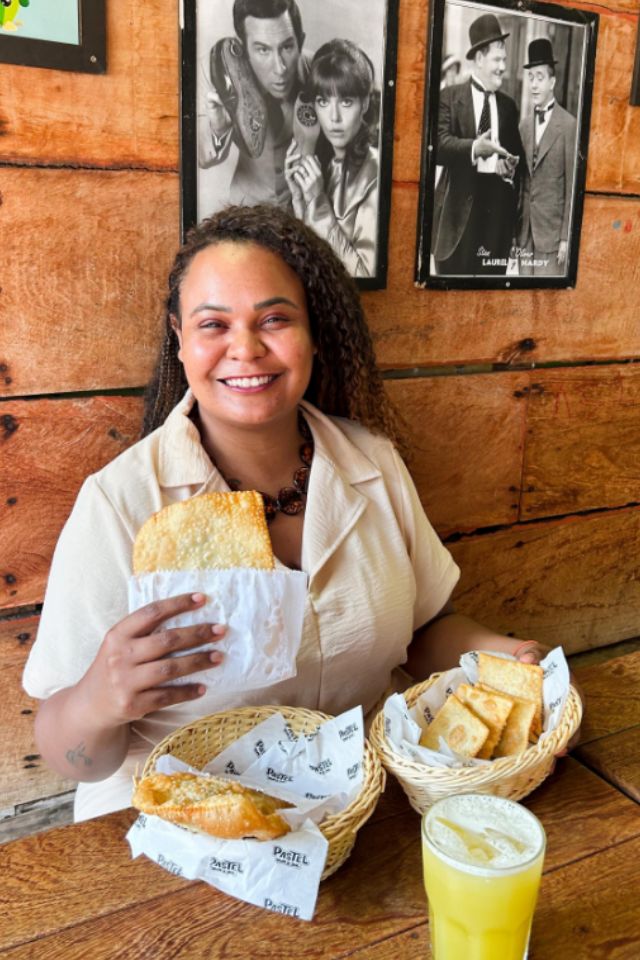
top-left (390, 448), bottom-right (461, 630)
top-left (22, 475), bottom-right (135, 700)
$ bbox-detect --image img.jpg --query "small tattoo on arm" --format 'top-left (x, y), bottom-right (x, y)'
top-left (65, 741), bottom-right (93, 768)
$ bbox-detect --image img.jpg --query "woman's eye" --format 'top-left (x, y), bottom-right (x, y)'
top-left (262, 315), bottom-right (289, 327)
top-left (341, 98), bottom-right (354, 107)
top-left (200, 319), bottom-right (225, 330)
top-left (316, 97), bottom-right (328, 108)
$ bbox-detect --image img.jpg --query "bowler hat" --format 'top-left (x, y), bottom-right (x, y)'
top-left (523, 38), bottom-right (557, 69)
top-left (466, 14), bottom-right (510, 60)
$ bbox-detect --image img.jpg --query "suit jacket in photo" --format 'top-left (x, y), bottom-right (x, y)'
top-left (518, 102), bottom-right (577, 253)
top-left (431, 79), bottom-right (525, 262)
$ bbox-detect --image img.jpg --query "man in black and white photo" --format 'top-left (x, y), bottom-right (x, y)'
top-left (431, 13), bottom-right (525, 276)
top-left (198, 0), bottom-right (310, 209)
top-left (517, 38), bottom-right (577, 276)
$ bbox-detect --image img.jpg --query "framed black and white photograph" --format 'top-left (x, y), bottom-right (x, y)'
top-left (0, 0), bottom-right (105, 74)
top-left (415, 0), bottom-right (598, 289)
top-left (181, 0), bottom-right (399, 289)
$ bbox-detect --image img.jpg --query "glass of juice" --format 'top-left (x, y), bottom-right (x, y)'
top-left (421, 793), bottom-right (545, 960)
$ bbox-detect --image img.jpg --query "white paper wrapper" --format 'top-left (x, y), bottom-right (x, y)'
top-left (128, 568), bottom-right (307, 691)
top-left (383, 647), bottom-right (571, 768)
top-left (126, 706), bottom-right (364, 921)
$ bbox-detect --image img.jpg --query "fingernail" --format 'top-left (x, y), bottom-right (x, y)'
top-left (211, 624), bottom-right (226, 636)
top-left (192, 593), bottom-right (206, 604)
top-left (196, 685), bottom-right (207, 696)
top-left (209, 652), bottom-right (223, 665)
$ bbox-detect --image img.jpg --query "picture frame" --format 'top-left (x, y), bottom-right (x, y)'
top-left (180, 0), bottom-right (399, 289)
top-left (415, 0), bottom-right (598, 289)
top-left (0, 0), bottom-right (106, 74)
top-left (631, 16), bottom-right (640, 106)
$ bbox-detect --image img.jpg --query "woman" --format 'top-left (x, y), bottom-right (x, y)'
top-left (23, 205), bottom-right (546, 821)
top-left (285, 39), bottom-right (379, 278)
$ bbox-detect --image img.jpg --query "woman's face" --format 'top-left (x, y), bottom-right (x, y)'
top-left (173, 242), bottom-right (315, 438)
top-left (314, 92), bottom-right (368, 156)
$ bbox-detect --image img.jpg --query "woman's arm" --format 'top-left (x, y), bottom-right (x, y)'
top-left (406, 600), bottom-right (549, 678)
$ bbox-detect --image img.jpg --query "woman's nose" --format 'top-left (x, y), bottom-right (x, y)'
top-left (330, 100), bottom-right (341, 123)
top-left (228, 327), bottom-right (266, 360)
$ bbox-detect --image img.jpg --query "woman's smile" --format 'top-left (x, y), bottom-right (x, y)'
top-left (218, 373), bottom-right (281, 391)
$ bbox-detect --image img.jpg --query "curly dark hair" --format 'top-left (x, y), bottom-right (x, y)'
top-left (142, 204), bottom-right (406, 453)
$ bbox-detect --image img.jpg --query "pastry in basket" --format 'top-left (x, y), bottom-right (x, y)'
top-left (419, 694), bottom-right (489, 758)
top-left (132, 771), bottom-right (292, 840)
top-left (477, 652), bottom-right (543, 741)
top-left (455, 683), bottom-right (514, 760)
top-left (490, 694), bottom-right (537, 758)
top-left (132, 491), bottom-right (274, 573)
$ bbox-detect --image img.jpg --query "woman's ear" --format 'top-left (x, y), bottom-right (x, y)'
top-left (362, 95), bottom-right (370, 116)
top-left (170, 315), bottom-right (183, 361)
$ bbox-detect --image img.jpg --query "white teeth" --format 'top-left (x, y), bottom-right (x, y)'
top-left (224, 375), bottom-right (274, 388)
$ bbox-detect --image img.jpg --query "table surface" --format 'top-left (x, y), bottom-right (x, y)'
top-left (1, 651), bottom-right (638, 960)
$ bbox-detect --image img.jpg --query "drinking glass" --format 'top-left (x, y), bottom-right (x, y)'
top-left (421, 793), bottom-right (546, 960)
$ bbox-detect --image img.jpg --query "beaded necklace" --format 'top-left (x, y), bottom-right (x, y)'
top-left (222, 411), bottom-right (314, 523)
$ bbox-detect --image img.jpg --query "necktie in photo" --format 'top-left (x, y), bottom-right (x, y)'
top-left (535, 101), bottom-right (555, 125)
top-left (471, 78), bottom-right (491, 135)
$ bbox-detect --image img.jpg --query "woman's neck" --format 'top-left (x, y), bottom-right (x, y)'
top-left (193, 408), bottom-right (305, 495)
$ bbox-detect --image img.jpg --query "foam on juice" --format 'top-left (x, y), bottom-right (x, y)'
top-left (425, 794), bottom-right (543, 872)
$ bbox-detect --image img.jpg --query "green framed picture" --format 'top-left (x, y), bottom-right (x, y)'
top-left (0, 0), bottom-right (106, 73)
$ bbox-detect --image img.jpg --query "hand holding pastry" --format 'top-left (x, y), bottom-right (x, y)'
top-left (79, 593), bottom-right (226, 726)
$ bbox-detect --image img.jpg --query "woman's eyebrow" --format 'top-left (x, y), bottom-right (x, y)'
top-left (191, 302), bottom-right (232, 315)
top-left (254, 297), bottom-right (300, 310)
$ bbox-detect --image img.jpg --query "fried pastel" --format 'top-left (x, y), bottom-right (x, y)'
top-left (419, 693), bottom-right (489, 759)
top-left (132, 771), bottom-right (291, 840)
top-left (489, 694), bottom-right (537, 758)
top-left (132, 491), bottom-right (274, 574)
top-left (477, 652), bottom-right (543, 740)
top-left (456, 682), bottom-right (514, 760)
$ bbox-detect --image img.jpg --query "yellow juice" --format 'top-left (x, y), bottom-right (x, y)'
top-left (421, 794), bottom-right (545, 960)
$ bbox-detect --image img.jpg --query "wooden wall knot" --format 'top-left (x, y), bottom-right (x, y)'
top-left (1, 413), bottom-right (18, 438)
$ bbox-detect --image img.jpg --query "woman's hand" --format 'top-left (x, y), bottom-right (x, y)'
top-left (292, 154), bottom-right (324, 204)
top-left (79, 592), bottom-right (225, 727)
top-left (284, 140), bottom-right (305, 219)
top-left (511, 639), bottom-right (550, 665)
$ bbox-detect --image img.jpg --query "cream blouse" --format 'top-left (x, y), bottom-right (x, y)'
top-left (23, 392), bottom-right (459, 820)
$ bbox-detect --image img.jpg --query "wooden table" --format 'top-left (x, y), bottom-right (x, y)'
top-left (2, 652), bottom-right (639, 959)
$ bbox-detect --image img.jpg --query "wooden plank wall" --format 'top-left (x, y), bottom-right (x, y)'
top-left (1, 0), bottom-right (638, 834)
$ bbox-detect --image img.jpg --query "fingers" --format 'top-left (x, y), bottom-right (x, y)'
top-left (120, 593), bottom-right (208, 640)
top-left (133, 682), bottom-right (210, 717)
top-left (136, 645), bottom-right (223, 690)
top-left (135, 621), bottom-right (226, 665)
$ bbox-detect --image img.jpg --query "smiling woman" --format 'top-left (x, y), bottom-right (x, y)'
top-left (22, 204), bottom-right (553, 824)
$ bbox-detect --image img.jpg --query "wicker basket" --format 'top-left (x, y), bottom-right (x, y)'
top-left (368, 676), bottom-right (582, 814)
top-left (141, 704), bottom-right (386, 880)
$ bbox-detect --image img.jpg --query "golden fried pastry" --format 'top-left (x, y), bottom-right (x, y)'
top-left (132, 771), bottom-right (292, 840)
top-left (132, 491), bottom-right (274, 574)
top-left (491, 696), bottom-right (537, 758)
top-left (456, 682), bottom-right (514, 760)
top-left (477, 652), bottom-right (543, 740)
top-left (419, 694), bottom-right (489, 759)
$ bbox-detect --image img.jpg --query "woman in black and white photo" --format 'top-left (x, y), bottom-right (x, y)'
top-left (284, 39), bottom-right (379, 278)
